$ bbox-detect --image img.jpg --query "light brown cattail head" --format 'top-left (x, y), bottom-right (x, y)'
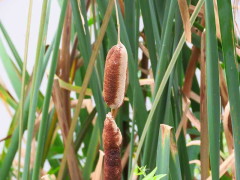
top-left (103, 42), bottom-right (128, 109)
top-left (102, 113), bottom-right (122, 180)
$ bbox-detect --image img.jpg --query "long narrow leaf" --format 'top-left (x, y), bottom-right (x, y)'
top-left (205, 0), bottom-right (220, 178)
top-left (217, 0), bottom-right (240, 178)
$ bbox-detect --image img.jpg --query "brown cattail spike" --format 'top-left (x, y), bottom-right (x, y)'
top-left (103, 113), bottom-right (122, 180)
top-left (103, 42), bottom-right (128, 109)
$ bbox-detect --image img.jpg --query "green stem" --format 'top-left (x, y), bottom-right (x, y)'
top-left (22, 0), bottom-right (49, 178)
top-left (205, 0), bottom-right (220, 178)
top-left (18, 0), bottom-right (33, 178)
top-left (32, 0), bottom-right (68, 179)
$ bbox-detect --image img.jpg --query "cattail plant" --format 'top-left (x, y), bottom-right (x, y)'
top-left (102, 113), bottom-right (122, 180)
top-left (102, 0), bottom-right (128, 179)
top-left (103, 42), bottom-right (128, 109)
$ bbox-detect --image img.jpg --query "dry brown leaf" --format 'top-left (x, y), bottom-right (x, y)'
top-left (200, 30), bottom-right (209, 179)
top-left (189, 5), bottom-right (204, 17)
top-left (118, 0), bottom-right (125, 16)
top-left (149, 70), bottom-right (155, 95)
top-left (176, 97), bottom-right (191, 140)
top-left (213, 0), bottom-right (221, 39)
top-left (139, 43), bottom-right (150, 59)
top-left (41, 175), bottom-right (56, 180)
top-left (178, 0), bottom-right (191, 43)
top-left (223, 103), bottom-right (234, 154)
top-left (219, 64), bottom-right (228, 107)
top-left (52, 80), bottom-right (82, 180)
top-left (182, 46), bottom-right (200, 97)
top-left (70, 99), bottom-right (93, 113)
top-left (0, 135), bottom-right (12, 142)
top-left (189, 91), bottom-right (200, 103)
top-left (207, 153), bottom-right (235, 180)
top-left (223, 102), bottom-right (236, 178)
top-left (138, 67), bottom-right (149, 76)
top-left (33, 100), bottom-right (54, 137)
top-left (139, 79), bottom-right (154, 86)
top-left (186, 110), bottom-right (201, 132)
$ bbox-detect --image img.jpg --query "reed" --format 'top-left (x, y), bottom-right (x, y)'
top-left (0, 0), bottom-right (240, 179)
top-left (102, 0), bottom-right (127, 178)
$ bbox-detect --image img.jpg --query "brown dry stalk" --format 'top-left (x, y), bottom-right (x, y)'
top-left (206, 153), bottom-right (235, 180)
top-left (70, 99), bottom-right (93, 113)
top-left (102, 113), bottom-right (122, 180)
top-left (189, 5), bottom-right (204, 17)
top-left (58, 2), bottom-right (72, 126)
top-left (140, 50), bottom-right (149, 99)
top-left (186, 110), bottom-right (201, 132)
top-left (53, 6), bottom-right (83, 177)
top-left (177, 0), bottom-right (191, 43)
top-left (200, 30), bottom-right (209, 179)
top-left (0, 135), bottom-right (12, 142)
top-left (33, 100), bottom-right (54, 137)
top-left (219, 65), bottom-right (228, 108)
top-left (139, 79), bottom-right (154, 86)
top-left (189, 91), bottom-right (200, 103)
top-left (52, 80), bottom-right (82, 180)
top-left (223, 103), bottom-right (234, 154)
top-left (176, 97), bottom-right (190, 140)
top-left (213, 0), bottom-right (221, 39)
top-left (182, 16), bottom-right (205, 97)
top-left (223, 103), bottom-right (235, 178)
top-left (103, 43), bottom-right (128, 109)
top-left (118, 0), bottom-right (125, 16)
top-left (182, 46), bottom-right (200, 97)
top-left (139, 42), bottom-right (150, 59)
top-left (60, 2), bottom-right (72, 81)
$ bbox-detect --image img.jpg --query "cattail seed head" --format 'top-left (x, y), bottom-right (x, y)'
top-left (103, 42), bottom-right (128, 109)
top-left (103, 113), bottom-right (122, 180)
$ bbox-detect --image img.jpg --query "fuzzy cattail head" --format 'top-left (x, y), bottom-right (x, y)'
top-left (103, 113), bottom-right (122, 180)
top-left (103, 42), bottom-right (128, 109)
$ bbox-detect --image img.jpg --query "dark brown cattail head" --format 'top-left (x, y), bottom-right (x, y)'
top-left (103, 42), bottom-right (128, 109)
top-left (102, 113), bottom-right (122, 180)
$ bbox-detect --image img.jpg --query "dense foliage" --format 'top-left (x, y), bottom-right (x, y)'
top-left (0, 0), bottom-right (239, 179)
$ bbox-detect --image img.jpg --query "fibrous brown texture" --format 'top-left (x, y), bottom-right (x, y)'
top-left (103, 42), bottom-right (128, 109)
top-left (103, 113), bottom-right (122, 180)
top-left (52, 80), bottom-right (82, 180)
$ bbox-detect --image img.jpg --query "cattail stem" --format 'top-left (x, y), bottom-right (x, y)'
top-left (111, 108), bottom-right (118, 118)
top-left (114, 0), bottom-right (120, 44)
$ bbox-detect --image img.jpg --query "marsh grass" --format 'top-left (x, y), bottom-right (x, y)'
top-left (0, 0), bottom-right (240, 179)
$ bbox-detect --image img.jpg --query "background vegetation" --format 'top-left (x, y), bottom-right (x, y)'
top-left (0, 0), bottom-right (240, 179)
